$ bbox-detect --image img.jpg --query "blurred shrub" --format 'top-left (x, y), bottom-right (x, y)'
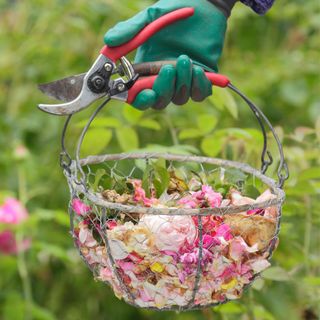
top-left (0, 0), bottom-right (319, 319)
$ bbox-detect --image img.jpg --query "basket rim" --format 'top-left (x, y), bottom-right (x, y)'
top-left (68, 152), bottom-right (285, 216)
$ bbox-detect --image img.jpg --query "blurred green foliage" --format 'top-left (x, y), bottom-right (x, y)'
top-left (0, 0), bottom-right (319, 319)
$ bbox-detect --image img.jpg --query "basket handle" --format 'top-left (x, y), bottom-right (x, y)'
top-left (227, 84), bottom-right (289, 188)
top-left (60, 77), bottom-right (289, 189)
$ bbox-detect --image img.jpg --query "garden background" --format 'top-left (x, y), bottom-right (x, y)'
top-left (0, 0), bottom-right (319, 319)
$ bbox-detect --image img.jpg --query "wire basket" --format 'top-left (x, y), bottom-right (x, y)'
top-left (59, 85), bottom-right (289, 311)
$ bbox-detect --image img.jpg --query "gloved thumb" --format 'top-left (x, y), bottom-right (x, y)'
top-left (104, 5), bottom-right (179, 47)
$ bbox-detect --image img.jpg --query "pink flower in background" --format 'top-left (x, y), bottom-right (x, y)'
top-left (71, 198), bottom-right (91, 216)
top-left (0, 231), bottom-right (30, 255)
top-left (0, 198), bottom-right (30, 255)
top-left (0, 231), bottom-right (17, 254)
top-left (0, 198), bottom-right (28, 224)
top-left (13, 144), bottom-right (29, 160)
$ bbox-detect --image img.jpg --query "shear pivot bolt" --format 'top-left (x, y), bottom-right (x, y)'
top-left (104, 63), bottom-right (112, 72)
top-left (88, 73), bottom-right (108, 93)
top-left (93, 76), bottom-right (105, 88)
top-left (117, 83), bottom-right (125, 92)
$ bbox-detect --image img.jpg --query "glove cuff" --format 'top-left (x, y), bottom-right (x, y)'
top-left (207, 0), bottom-right (237, 18)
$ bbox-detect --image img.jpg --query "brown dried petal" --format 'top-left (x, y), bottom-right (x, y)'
top-left (224, 213), bottom-right (277, 251)
top-left (102, 190), bottom-right (134, 204)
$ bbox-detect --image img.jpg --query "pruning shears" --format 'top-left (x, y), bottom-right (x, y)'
top-left (38, 7), bottom-right (230, 115)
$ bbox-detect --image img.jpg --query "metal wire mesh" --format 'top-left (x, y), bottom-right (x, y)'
top-left (65, 153), bottom-right (284, 311)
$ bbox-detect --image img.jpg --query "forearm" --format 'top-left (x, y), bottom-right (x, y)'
top-left (207, 0), bottom-right (237, 18)
top-left (241, 0), bottom-right (275, 14)
top-left (209, 0), bottom-right (275, 16)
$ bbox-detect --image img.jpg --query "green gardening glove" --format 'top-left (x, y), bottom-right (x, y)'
top-left (104, 0), bottom-right (228, 110)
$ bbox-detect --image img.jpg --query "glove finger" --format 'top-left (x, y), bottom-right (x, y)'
top-left (172, 55), bottom-right (192, 105)
top-left (132, 89), bottom-right (157, 111)
top-left (152, 65), bottom-right (176, 110)
top-left (191, 65), bottom-right (212, 102)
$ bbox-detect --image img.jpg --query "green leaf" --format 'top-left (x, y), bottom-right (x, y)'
top-left (53, 211), bottom-right (70, 227)
top-left (201, 134), bottom-right (224, 157)
top-left (116, 127), bottom-right (139, 151)
top-left (123, 105), bottom-right (143, 124)
top-left (33, 242), bottom-right (72, 262)
top-left (215, 301), bottom-right (245, 314)
top-left (299, 167), bottom-right (320, 181)
top-left (0, 190), bottom-right (15, 203)
top-left (303, 276), bottom-right (320, 286)
top-left (252, 277), bottom-right (265, 290)
top-left (224, 168), bottom-right (248, 185)
top-left (31, 304), bottom-right (57, 320)
top-left (262, 266), bottom-right (290, 281)
top-left (93, 169), bottom-right (106, 191)
top-left (142, 165), bottom-right (153, 198)
top-left (28, 209), bottom-right (69, 228)
top-left (253, 305), bottom-right (276, 320)
top-left (286, 180), bottom-right (318, 196)
top-left (154, 165), bottom-right (170, 197)
top-left (81, 128), bottom-right (112, 156)
top-left (243, 184), bottom-right (261, 198)
top-left (141, 144), bottom-right (199, 155)
top-left (76, 117), bottom-right (120, 128)
top-left (197, 114), bottom-right (218, 134)
top-left (179, 128), bottom-right (203, 140)
top-left (209, 87), bottom-right (225, 111)
top-left (110, 172), bottom-right (127, 194)
top-left (221, 128), bottom-right (253, 139)
top-left (3, 293), bottom-right (25, 320)
top-left (316, 116), bottom-right (320, 142)
top-left (209, 87), bottom-right (238, 119)
top-left (153, 178), bottom-right (163, 198)
top-left (138, 118), bottom-right (161, 130)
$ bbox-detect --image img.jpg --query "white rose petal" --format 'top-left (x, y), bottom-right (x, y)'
top-left (109, 239), bottom-right (129, 260)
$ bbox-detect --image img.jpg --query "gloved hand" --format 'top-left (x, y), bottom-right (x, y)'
top-left (104, 0), bottom-right (229, 110)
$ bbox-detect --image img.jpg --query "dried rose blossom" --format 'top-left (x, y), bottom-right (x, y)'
top-left (140, 215), bottom-right (197, 252)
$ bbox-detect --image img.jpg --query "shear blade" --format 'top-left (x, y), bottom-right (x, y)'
top-left (38, 54), bottom-right (112, 115)
top-left (38, 73), bottom-right (86, 102)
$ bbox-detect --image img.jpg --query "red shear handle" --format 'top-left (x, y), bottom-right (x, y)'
top-left (127, 73), bottom-right (230, 104)
top-left (101, 8), bottom-right (195, 62)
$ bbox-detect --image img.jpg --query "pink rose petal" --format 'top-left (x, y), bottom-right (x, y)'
top-left (216, 224), bottom-right (233, 241)
top-left (72, 199), bottom-right (91, 216)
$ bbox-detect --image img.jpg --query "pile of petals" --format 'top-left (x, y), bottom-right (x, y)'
top-left (72, 182), bottom-right (279, 309)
